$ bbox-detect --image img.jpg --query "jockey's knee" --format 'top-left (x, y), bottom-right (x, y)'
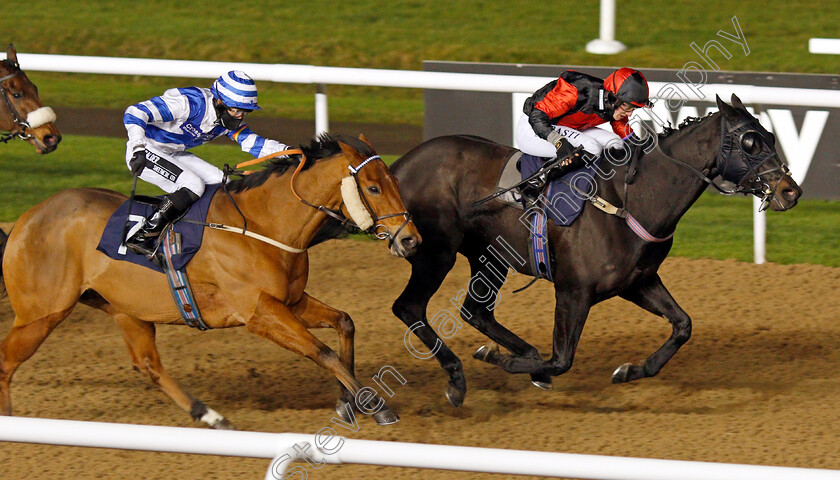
top-left (174, 176), bottom-right (205, 199)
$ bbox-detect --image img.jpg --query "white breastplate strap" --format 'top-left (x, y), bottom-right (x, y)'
top-left (204, 223), bottom-right (306, 253)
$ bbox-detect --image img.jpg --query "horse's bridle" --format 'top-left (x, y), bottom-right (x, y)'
top-left (290, 153), bottom-right (412, 248)
top-left (559, 112), bottom-right (793, 243)
top-left (345, 154), bottom-right (413, 247)
top-left (651, 114), bottom-right (792, 211)
top-left (0, 64), bottom-right (37, 143)
top-left (715, 116), bottom-right (791, 211)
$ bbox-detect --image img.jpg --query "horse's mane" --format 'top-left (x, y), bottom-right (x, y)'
top-left (659, 112), bottom-right (716, 139)
top-left (226, 133), bottom-right (374, 193)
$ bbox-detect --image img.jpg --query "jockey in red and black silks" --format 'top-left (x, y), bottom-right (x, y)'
top-left (515, 67), bottom-right (653, 161)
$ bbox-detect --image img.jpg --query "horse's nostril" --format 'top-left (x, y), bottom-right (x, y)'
top-left (401, 236), bottom-right (417, 249)
top-left (43, 135), bottom-right (58, 147)
top-left (783, 188), bottom-right (798, 199)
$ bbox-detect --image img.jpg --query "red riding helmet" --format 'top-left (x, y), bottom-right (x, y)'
top-left (604, 68), bottom-right (653, 108)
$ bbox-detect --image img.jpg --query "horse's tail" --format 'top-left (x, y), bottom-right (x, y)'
top-left (0, 227), bottom-right (7, 298)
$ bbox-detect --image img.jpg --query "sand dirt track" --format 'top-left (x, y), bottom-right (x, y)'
top-left (1, 238), bottom-right (839, 479)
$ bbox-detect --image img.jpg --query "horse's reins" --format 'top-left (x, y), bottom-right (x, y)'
top-left (287, 152), bottom-right (412, 248)
top-left (189, 148), bottom-right (411, 252)
top-left (531, 113), bottom-right (793, 243)
top-left (187, 149), bottom-right (309, 253)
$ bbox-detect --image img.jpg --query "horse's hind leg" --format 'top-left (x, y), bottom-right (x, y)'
top-left (289, 293), bottom-right (357, 419)
top-left (612, 274), bottom-right (692, 383)
top-left (248, 292), bottom-right (398, 425)
top-left (111, 313), bottom-right (234, 429)
top-left (0, 308), bottom-right (73, 415)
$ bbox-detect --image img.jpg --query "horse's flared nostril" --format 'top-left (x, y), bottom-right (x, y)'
top-left (43, 134), bottom-right (60, 147)
top-left (783, 187), bottom-right (800, 201)
top-left (401, 236), bottom-right (417, 250)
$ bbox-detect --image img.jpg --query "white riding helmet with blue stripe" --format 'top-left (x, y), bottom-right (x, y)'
top-left (211, 71), bottom-right (261, 111)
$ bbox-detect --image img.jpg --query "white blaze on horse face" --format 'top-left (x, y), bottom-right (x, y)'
top-left (340, 176), bottom-right (374, 230)
top-left (26, 106), bottom-right (56, 128)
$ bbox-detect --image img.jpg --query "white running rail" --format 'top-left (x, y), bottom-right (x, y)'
top-left (3, 51), bottom-right (834, 264)
top-left (1, 417), bottom-right (839, 480)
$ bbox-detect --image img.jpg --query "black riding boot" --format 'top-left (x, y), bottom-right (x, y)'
top-left (125, 188), bottom-right (199, 257)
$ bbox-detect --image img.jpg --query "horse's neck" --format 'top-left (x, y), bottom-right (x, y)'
top-left (619, 115), bottom-right (721, 235)
top-left (225, 157), bottom-right (345, 249)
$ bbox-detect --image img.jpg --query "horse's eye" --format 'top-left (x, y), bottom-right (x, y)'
top-left (11, 92), bottom-right (22, 99)
top-left (367, 185), bottom-right (381, 195)
top-left (740, 132), bottom-right (761, 154)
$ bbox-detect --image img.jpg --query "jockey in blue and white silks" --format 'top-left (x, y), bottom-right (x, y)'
top-left (122, 70), bottom-right (291, 257)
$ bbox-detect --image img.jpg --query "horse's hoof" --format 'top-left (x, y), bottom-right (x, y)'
top-left (530, 372), bottom-right (553, 390)
top-left (373, 407), bottom-right (400, 426)
top-left (335, 400), bottom-right (354, 423)
top-left (210, 418), bottom-right (236, 430)
top-left (445, 382), bottom-right (465, 408)
top-left (473, 343), bottom-right (499, 363)
top-left (611, 363), bottom-right (633, 384)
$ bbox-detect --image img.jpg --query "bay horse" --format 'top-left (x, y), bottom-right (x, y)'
top-left (0, 43), bottom-right (60, 153)
top-left (0, 134), bottom-right (420, 428)
top-left (386, 94), bottom-right (802, 407)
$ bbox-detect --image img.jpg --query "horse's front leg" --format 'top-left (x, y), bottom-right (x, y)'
top-left (289, 293), bottom-right (357, 421)
top-left (541, 288), bottom-right (593, 377)
top-left (478, 287), bottom-right (592, 380)
top-left (463, 254), bottom-right (550, 389)
top-left (247, 291), bottom-right (398, 425)
top-left (612, 274), bottom-right (692, 383)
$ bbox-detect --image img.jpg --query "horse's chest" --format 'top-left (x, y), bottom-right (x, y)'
top-left (596, 261), bottom-right (656, 294)
top-left (275, 254), bottom-right (310, 303)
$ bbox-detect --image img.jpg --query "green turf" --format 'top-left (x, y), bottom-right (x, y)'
top-left (2, 0), bottom-right (838, 125)
top-left (1, 135), bottom-right (837, 267)
top-left (2, 2), bottom-right (837, 265)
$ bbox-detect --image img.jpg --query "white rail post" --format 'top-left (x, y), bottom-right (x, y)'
top-left (753, 197), bottom-right (766, 264)
top-left (809, 38), bottom-right (840, 54)
top-left (315, 83), bottom-right (329, 135)
top-left (586, 0), bottom-right (627, 55)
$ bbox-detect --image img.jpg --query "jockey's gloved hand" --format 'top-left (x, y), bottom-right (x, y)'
top-left (547, 131), bottom-right (576, 161)
top-left (547, 152), bottom-right (586, 181)
top-left (129, 149), bottom-right (147, 176)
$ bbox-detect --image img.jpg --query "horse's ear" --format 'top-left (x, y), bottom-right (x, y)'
top-left (730, 93), bottom-right (745, 110)
top-left (6, 43), bottom-right (17, 65)
top-left (358, 133), bottom-right (374, 149)
top-left (337, 140), bottom-right (362, 163)
top-left (716, 94), bottom-right (735, 118)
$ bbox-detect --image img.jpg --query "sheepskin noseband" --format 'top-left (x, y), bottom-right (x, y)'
top-left (340, 175), bottom-right (374, 230)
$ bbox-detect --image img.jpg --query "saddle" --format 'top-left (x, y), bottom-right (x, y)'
top-left (96, 185), bottom-right (222, 330)
top-left (490, 149), bottom-right (608, 289)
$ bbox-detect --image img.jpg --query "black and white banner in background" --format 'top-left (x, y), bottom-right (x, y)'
top-left (425, 62), bottom-right (840, 200)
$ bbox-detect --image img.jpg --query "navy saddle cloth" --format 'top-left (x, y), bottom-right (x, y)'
top-left (96, 184), bottom-right (222, 273)
top-left (518, 153), bottom-right (601, 227)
